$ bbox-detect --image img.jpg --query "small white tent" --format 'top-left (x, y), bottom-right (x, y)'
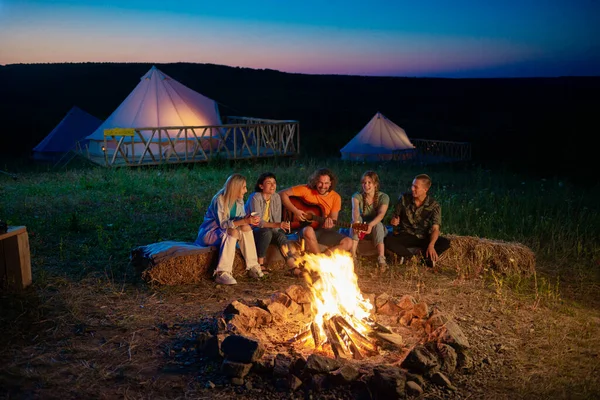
top-left (340, 112), bottom-right (415, 161)
top-left (85, 66), bottom-right (222, 158)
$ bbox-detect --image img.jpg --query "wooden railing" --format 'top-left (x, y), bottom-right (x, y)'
top-left (81, 118), bottom-right (300, 167)
top-left (393, 138), bottom-right (471, 162)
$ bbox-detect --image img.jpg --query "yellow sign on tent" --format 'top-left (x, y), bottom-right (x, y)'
top-left (104, 128), bottom-right (135, 137)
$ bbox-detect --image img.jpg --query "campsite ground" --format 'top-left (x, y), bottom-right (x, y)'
top-left (1, 263), bottom-right (599, 400)
top-left (0, 159), bottom-right (599, 399)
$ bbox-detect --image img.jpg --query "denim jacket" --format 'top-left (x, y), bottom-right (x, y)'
top-left (195, 190), bottom-right (246, 246)
top-left (245, 192), bottom-right (283, 228)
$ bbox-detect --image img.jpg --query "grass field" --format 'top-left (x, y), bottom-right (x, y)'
top-left (1, 157), bottom-right (599, 399)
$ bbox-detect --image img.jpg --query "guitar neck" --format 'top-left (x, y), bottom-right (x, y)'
top-left (310, 214), bottom-right (353, 229)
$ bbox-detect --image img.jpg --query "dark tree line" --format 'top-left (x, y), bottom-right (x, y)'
top-left (1, 62), bottom-right (598, 179)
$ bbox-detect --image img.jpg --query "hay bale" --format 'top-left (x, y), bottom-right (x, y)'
top-left (132, 241), bottom-right (290, 286)
top-left (437, 235), bottom-right (536, 277)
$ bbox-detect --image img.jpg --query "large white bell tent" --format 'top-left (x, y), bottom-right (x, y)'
top-left (33, 106), bottom-right (102, 161)
top-left (340, 112), bottom-right (415, 161)
top-left (84, 66), bottom-right (222, 159)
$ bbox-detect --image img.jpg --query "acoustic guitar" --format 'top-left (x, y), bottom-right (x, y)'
top-left (283, 196), bottom-right (369, 232)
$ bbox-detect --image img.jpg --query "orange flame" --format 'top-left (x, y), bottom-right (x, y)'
top-left (300, 249), bottom-right (373, 341)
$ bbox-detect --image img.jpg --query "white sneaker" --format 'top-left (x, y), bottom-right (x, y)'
top-left (377, 256), bottom-right (388, 272)
top-left (247, 265), bottom-right (265, 279)
top-left (215, 271), bottom-right (237, 285)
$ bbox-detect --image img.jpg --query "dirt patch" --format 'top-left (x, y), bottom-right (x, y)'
top-left (1, 263), bottom-right (599, 399)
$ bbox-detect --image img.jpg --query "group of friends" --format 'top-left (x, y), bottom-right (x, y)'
top-left (195, 168), bottom-right (451, 285)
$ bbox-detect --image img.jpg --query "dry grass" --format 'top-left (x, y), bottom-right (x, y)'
top-left (2, 267), bottom-right (598, 399)
top-left (438, 235), bottom-right (536, 278)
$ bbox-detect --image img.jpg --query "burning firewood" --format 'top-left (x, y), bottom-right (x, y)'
top-left (323, 318), bottom-right (349, 359)
top-left (310, 321), bottom-right (324, 348)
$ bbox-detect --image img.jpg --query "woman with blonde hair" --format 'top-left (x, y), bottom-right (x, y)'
top-left (350, 170), bottom-right (390, 271)
top-left (195, 174), bottom-right (263, 285)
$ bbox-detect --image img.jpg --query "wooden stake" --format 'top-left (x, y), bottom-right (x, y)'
top-left (310, 322), bottom-right (323, 349)
top-left (286, 329), bottom-right (311, 344)
top-left (323, 319), bottom-right (348, 359)
top-left (332, 317), bottom-right (363, 360)
top-left (333, 316), bottom-right (378, 353)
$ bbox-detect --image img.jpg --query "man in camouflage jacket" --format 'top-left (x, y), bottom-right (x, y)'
top-left (384, 174), bottom-right (451, 268)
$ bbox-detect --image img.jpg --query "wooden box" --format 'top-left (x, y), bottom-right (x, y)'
top-left (0, 226), bottom-right (32, 290)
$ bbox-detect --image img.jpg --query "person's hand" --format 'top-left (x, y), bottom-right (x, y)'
top-left (390, 216), bottom-right (400, 226)
top-left (323, 217), bottom-right (334, 229)
top-left (426, 245), bottom-right (438, 262)
top-left (365, 224), bottom-right (373, 235)
top-left (249, 212), bottom-right (260, 226)
top-left (280, 221), bottom-right (291, 232)
top-left (295, 209), bottom-right (307, 222)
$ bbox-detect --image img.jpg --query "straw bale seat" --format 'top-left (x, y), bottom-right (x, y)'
top-left (436, 234), bottom-right (536, 277)
top-left (132, 231), bottom-right (535, 285)
top-left (131, 237), bottom-right (308, 286)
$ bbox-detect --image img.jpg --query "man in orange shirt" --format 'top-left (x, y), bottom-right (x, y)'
top-left (280, 168), bottom-right (353, 257)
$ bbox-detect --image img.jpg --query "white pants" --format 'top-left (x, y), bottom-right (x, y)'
top-left (215, 229), bottom-right (259, 274)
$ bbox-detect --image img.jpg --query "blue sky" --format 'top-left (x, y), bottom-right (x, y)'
top-left (1, 0), bottom-right (598, 77)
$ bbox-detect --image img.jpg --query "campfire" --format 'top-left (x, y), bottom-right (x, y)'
top-left (286, 249), bottom-right (379, 360)
top-left (180, 246), bottom-right (476, 396)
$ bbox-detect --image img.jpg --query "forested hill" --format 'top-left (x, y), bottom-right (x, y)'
top-left (1, 62), bottom-right (598, 177)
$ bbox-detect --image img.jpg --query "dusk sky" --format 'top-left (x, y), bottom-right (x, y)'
top-left (1, 0), bottom-right (599, 78)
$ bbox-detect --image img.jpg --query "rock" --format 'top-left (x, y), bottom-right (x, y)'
top-left (305, 354), bottom-right (341, 373)
top-left (196, 332), bottom-right (220, 358)
top-left (351, 377), bottom-right (372, 400)
top-left (203, 334), bottom-right (225, 359)
top-left (267, 302), bottom-right (288, 323)
top-left (310, 374), bottom-right (329, 392)
top-left (216, 318), bottom-right (227, 332)
top-left (227, 314), bottom-right (254, 334)
top-left (370, 365), bottom-right (406, 399)
top-left (430, 372), bottom-right (456, 391)
top-left (221, 359), bottom-right (252, 378)
top-left (330, 364), bottom-right (360, 384)
top-left (378, 301), bottom-right (402, 316)
top-left (290, 356), bottom-right (307, 377)
top-left (252, 355), bottom-right (275, 374)
top-left (439, 320), bottom-right (470, 350)
top-left (457, 349), bottom-right (474, 372)
top-left (412, 302), bottom-right (429, 318)
top-left (437, 343), bottom-right (457, 375)
top-left (270, 292), bottom-right (293, 307)
top-left (410, 318), bottom-right (426, 331)
top-left (288, 374), bottom-right (303, 391)
top-left (405, 381), bottom-right (423, 396)
top-left (401, 345), bottom-right (440, 374)
top-left (251, 306), bottom-right (272, 326)
top-left (223, 300), bottom-right (256, 321)
top-left (375, 292), bottom-right (390, 309)
top-left (285, 285), bottom-right (312, 304)
top-left (256, 298), bottom-right (271, 309)
top-left (287, 300), bottom-right (302, 315)
top-left (427, 310), bottom-right (449, 332)
top-left (399, 310), bottom-right (414, 326)
top-left (405, 372), bottom-right (426, 388)
top-left (395, 295), bottom-right (418, 311)
top-left (221, 335), bottom-right (264, 363)
top-left (273, 353), bottom-right (293, 377)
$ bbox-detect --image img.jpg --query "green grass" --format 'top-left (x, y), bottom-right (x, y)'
top-left (1, 157), bottom-right (599, 302)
